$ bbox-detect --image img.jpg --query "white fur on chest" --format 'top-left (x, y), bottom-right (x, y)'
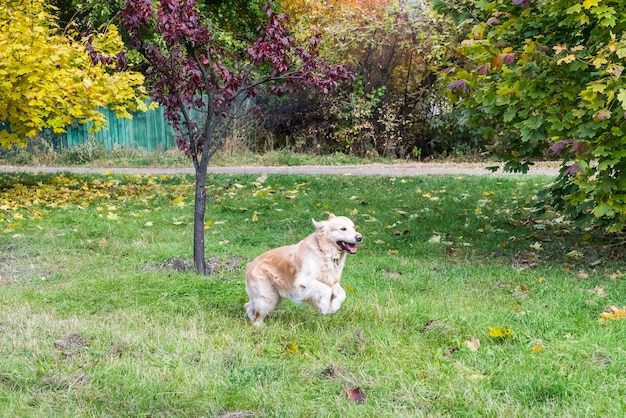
top-left (296, 234), bottom-right (347, 287)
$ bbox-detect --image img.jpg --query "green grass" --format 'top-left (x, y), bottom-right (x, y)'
top-left (1, 142), bottom-right (399, 168)
top-left (1, 172), bottom-right (626, 417)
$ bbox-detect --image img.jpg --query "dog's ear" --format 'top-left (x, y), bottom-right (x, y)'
top-left (327, 213), bottom-right (336, 219)
top-left (312, 218), bottom-right (327, 230)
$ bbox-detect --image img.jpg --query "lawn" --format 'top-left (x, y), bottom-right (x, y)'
top-left (1, 171), bottom-right (625, 417)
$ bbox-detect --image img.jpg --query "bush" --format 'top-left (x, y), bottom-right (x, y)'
top-left (441, 0), bottom-right (626, 231)
top-left (259, 1), bottom-right (485, 159)
top-left (59, 138), bottom-right (106, 165)
top-left (0, 135), bottom-right (57, 166)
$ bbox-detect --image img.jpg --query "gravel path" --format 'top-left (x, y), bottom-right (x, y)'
top-left (0, 162), bottom-right (561, 176)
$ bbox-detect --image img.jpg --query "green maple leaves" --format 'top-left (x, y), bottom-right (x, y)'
top-left (443, 0), bottom-right (626, 231)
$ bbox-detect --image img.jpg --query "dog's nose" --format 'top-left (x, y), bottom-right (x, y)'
top-left (356, 234), bottom-right (363, 242)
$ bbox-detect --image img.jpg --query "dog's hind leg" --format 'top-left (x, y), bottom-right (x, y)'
top-left (245, 292), bottom-right (281, 326)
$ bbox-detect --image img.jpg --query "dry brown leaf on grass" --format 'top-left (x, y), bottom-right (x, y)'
top-left (444, 346), bottom-right (459, 356)
top-left (465, 336), bottom-right (480, 352)
top-left (590, 285), bottom-right (608, 298)
top-left (346, 387), bottom-right (366, 404)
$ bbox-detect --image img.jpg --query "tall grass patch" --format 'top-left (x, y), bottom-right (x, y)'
top-left (1, 172), bottom-right (625, 416)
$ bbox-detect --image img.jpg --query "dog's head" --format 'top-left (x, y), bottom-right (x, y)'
top-left (312, 214), bottom-right (363, 255)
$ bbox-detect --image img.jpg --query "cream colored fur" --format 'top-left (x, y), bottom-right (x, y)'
top-left (245, 214), bottom-right (363, 325)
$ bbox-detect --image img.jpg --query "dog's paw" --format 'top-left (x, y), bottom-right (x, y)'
top-left (318, 303), bottom-right (335, 315)
top-left (329, 300), bottom-right (343, 313)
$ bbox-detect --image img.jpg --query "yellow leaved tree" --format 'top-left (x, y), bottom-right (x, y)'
top-left (0, 0), bottom-right (149, 148)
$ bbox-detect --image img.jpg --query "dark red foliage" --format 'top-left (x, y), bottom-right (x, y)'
top-left (476, 63), bottom-right (489, 75)
top-left (84, 36), bottom-right (127, 71)
top-left (550, 139), bottom-right (572, 152)
top-left (119, 0), bottom-right (353, 274)
top-left (447, 79), bottom-right (469, 94)
top-left (512, 0), bottom-right (533, 9)
top-left (498, 53), bottom-right (516, 64)
top-left (120, 0), bottom-right (353, 157)
top-left (563, 163), bottom-right (583, 176)
top-left (346, 387), bottom-right (366, 404)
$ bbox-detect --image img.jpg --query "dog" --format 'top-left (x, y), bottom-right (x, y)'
top-left (244, 214), bottom-right (363, 325)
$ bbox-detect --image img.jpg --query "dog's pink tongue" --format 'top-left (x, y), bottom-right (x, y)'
top-left (346, 243), bottom-right (357, 254)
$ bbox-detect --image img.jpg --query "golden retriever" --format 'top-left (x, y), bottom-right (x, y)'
top-left (245, 214), bottom-right (363, 325)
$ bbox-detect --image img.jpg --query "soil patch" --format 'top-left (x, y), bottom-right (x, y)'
top-left (150, 256), bottom-right (247, 275)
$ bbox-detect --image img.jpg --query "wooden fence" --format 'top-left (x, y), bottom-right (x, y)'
top-left (53, 104), bottom-right (178, 151)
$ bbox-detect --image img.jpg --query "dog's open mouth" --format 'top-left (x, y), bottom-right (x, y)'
top-left (337, 241), bottom-right (358, 254)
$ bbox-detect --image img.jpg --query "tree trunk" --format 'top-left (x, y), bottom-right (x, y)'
top-left (193, 164), bottom-right (208, 275)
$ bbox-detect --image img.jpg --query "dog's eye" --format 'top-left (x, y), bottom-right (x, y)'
top-left (340, 227), bottom-right (347, 231)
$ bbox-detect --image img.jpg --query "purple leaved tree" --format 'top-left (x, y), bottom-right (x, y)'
top-left (120, 0), bottom-right (353, 274)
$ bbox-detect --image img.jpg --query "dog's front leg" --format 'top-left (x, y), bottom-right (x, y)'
top-left (329, 283), bottom-right (346, 313)
top-left (300, 282), bottom-right (334, 314)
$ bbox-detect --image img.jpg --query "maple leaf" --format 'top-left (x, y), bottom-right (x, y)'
top-left (346, 387), bottom-right (366, 404)
top-left (600, 305), bottom-right (626, 320)
top-left (566, 250), bottom-right (584, 259)
top-left (428, 235), bottom-right (441, 244)
top-left (444, 346), bottom-right (459, 356)
top-left (284, 343), bottom-right (298, 354)
top-left (488, 326), bottom-right (514, 338)
top-left (464, 336), bottom-right (480, 352)
top-left (591, 286), bottom-right (608, 297)
top-left (445, 246), bottom-right (457, 256)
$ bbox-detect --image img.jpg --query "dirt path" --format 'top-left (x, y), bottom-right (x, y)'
top-left (0, 162), bottom-right (561, 176)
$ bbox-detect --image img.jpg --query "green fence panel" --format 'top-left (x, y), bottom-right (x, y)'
top-left (56, 103), bottom-right (179, 151)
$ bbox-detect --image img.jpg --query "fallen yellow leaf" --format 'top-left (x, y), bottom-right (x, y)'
top-left (428, 235), bottom-right (441, 244)
top-left (600, 305), bottom-right (626, 320)
top-left (566, 250), bottom-right (584, 259)
top-left (284, 343), bottom-right (298, 354)
top-left (488, 326), bottom-right (514, 338)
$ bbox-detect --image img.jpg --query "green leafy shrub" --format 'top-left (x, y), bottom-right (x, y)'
top-left (260, 1), bottom-right (485, 159)
top-left (440, 0), bottom-right (626, 231)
